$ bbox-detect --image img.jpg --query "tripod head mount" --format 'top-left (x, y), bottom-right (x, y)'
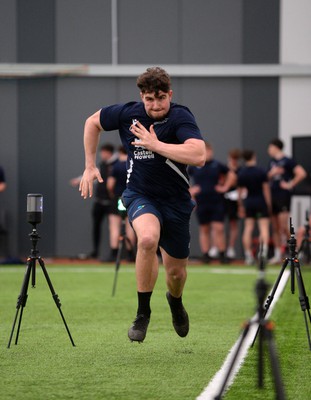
top-left (28, 224), bottom-right (41, 257)
top-left (287, 218), bottom-right (297, 259)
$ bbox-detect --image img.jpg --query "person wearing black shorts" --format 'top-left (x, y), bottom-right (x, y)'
top-left (237, 150), bottom-right (272, 265)
top-left (189, 143), bottom-right (236, 264)
top-left (267, 138), bottom-right (306, 263)
top-left (224, 148), bottom-right (241, 259)
top-left (106, 146), bottom-right (136, 262)
top-left (79, 67), bottom-right (205, 342)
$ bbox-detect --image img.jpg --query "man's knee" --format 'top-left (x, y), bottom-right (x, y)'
top-left (166, 264), bottom-right (187, 282)
top-left (137, 233), bottom-right (158, 252)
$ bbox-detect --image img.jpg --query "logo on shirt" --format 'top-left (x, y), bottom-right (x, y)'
top-left (133, 147), bottom-right (155, 160)
top-left (153, 118), bottom-right (169, 126)
top-left (132, 204), bottom-right (146, 218)
top-left (127, 158), bottom-right (134, 184)
top-left (130, 119), bottom-right (155, 160)
top-left (133, 138), bottom-right (146, 150)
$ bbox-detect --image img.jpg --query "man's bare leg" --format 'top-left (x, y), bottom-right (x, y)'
top-left (161, 248), bottom-right (189, 337)
top-left (128, 214), bottom-right (160, 342)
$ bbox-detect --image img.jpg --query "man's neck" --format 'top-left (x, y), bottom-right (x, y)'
top-left (274, 151), bottom-right (284, 160)
top-left (246, 160), bottom-right (256, 166)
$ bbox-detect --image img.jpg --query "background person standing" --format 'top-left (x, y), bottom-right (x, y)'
top-left (70, 143), bottom-right (117, 259)
top-left (189, 142), bottom-right (236, 264)
top-left (237, 150), bottom-right (272, 265)
top-left (224, 148), bottom-right (242, 260)
top-left (106, 145), bottom-right (136, 262)
top-left (267, 138), bottom-right (307, 264)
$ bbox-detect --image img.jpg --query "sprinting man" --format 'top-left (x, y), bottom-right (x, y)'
top-left (79, 67), bottom-right (205, 342)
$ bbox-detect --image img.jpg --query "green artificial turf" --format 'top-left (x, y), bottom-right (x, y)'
top-left (0, 264), bottom-right (310, 400)
top-left (224, 265), bottom-right (311, 400)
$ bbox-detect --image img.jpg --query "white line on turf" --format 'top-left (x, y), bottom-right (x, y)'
top-left (196, 269), bottom-right (290, 400)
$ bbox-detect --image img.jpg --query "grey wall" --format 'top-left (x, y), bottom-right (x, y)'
top-left (0, 0), bottom-right (280, 258)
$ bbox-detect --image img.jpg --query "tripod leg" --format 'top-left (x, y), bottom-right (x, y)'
top-left (214, 322), bottom-right (251, 400)
top-left (38, 258), bottom-right (75, 346)
top-left (264, 322), bottom-right (287, 399)
top-left (7, 259), bottom-right (33, 348)
top-left (251, 259), bottom-right (288, 347)
top-left (112, 235), bottom-right (125, 297)
top-left (290, 261), bottom-right (295, 294)
top-left (258, 320), bottom-right (264, 388)
top-left (293, 259), bottom-right (311, 349)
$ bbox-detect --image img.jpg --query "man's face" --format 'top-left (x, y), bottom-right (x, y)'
top-left (100, 150), bottom-right (112, 161)
top-left (141, 90), bottom-right (172, 120)
top-left (268, 144), bottom-right (278, 158)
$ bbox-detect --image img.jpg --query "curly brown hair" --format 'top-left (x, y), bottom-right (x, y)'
top-left (136, 67), bottom-right (171, 96)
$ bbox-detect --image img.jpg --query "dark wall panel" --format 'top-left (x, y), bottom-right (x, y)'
top-left (18, 79), bottom-right (56, 256)
top-left (0, 0), bottom-right (17, 62)
top-left (56, 0), bottom-right (112, 63)
top-left (118, 0), bottom-right (180, 64)
top-left (242, 78), bottom-right (279, 168)
top-left (118, 0), bottom-right (243, 64)
top-left (0, 81), bottom-right (18, 256)
top-left (243, 0), bottom-right (280, 63)
top-left (181, 0), bottom-right (243, 64)
top-left (17, 0), bottom-right (55, 62)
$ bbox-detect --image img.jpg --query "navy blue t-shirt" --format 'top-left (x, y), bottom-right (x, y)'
top-left (238, 165), bottom-right (268, 207)
top-left (100, 102), bottom-right (203, 199)
top-left (268, 156), bottom-right (297, 196)
top-left (188, 160), bottom-right (229, 204)
top-left (110, 160), bottom-right (127, 197)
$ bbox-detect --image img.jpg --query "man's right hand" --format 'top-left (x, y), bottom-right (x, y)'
top-left (79, 167), bottom-right (103, 199)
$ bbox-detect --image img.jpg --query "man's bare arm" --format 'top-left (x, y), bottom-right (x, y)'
top-left (79, 110), bottom-right (104, 199)
top-left (0, 182), bottom-right (6, 192)
top-left (280, 164), bottom-right (307, 190)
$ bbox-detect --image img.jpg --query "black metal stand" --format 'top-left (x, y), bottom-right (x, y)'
top-left (7, 226), bottom-right (75, 348)
top-left (298, 210), bottom-right (311, 265)
top-left (251, 218), bottom-right (311, 350)
top-left (214, 251), bottom-right (286, 399)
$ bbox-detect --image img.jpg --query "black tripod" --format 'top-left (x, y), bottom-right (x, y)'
top-left (215, 250), bottom-right (286, 399)
top-left (7, 225), bottom-right (75, 348)
top-left (251, 218), bottom-right (311, 350)
top-left (298, 210), bottom-right (311, 265)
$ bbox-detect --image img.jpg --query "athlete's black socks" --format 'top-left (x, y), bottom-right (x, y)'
top-left (167, 292), bottom-right (183, 309)
top-left (137, 291), bottom-right (152, 317)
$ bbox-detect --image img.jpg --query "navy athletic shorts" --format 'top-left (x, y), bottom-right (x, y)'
top-left (243, 197), bottom-right (270, 219)
top-left (122, 189), bottom-right (195, 259)
top-left (195, 201), bottom-right (225, 224)
top-left (271, 195), bottom-right (291, 215)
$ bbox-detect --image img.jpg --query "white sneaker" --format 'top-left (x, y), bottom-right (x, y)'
top-left (268, 255), bottom-right (282, 265)
top-left (209, 246), bottom-right (219, 258)
top-left (268, 248), bottom-right (282, 265)
top-left (226, 247), bottom-right (236, 259)
top-left (245, 254), bottom-right (255, 265)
